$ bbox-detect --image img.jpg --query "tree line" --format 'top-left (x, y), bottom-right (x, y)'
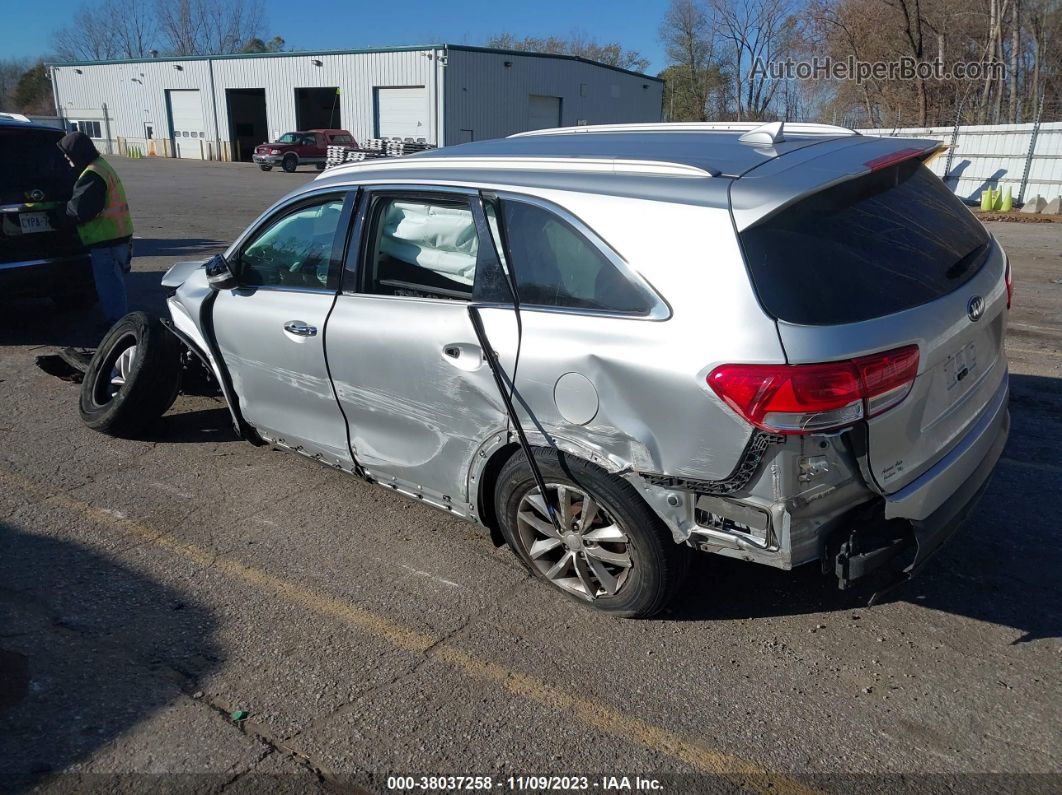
top-left (4, 0), bottom-right (1057, 128)
top-left (658, 0), bottom-right (1061, 127)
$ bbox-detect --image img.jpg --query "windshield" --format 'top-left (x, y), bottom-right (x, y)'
top-left (276, 133), bottom-right (300, 144)
top-left (0, 127), bottom-right (75, 204)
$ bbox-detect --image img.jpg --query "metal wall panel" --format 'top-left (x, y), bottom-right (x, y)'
top-left (858, 122), bottom-right (1062, 202)
top-left (444, 49), bottom-right (663, 144)
top-left (51, 47), bottom-right (663, 157)
top-left (54, 58), bottom-right (216, 155)
top-left (211, 50), bottom-right (437, 147)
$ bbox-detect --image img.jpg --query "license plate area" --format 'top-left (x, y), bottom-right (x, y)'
top-left (19, 212), bottom-right (52, 234)
top-left (943, 342), bottom-right (978, 393)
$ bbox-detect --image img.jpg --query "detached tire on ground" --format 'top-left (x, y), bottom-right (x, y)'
top-left (495, 448), bottom-right (690, 618)
top-left (79, 311), bottom-right (182, 437)
top-left (282, 154), bottom-right (298, 173)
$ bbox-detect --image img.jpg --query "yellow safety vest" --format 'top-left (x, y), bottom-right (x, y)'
top-left (76, 157), bottom-right (133, 246)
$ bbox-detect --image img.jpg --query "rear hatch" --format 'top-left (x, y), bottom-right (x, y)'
top-left (731, 138), bottom-right (1008, 493)
top-left (0, 125), bottom-right (83, 264)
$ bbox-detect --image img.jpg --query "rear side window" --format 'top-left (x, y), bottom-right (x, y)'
top-left (364, 197), bottom-right (478, 301)
top-left (495, 200), bottom-right (653, 315)
top-left (739, 161), bottom-right (990, 325)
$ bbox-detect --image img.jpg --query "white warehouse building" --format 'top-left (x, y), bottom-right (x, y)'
top-left (50, 44), bottom-right (663, 161)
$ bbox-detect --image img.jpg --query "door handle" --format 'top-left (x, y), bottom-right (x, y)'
top-left (283, 320), bottom-right (318, 337)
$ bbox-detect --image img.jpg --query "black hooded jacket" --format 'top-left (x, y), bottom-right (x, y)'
top-left (56, 132), bottom-right (120, 236)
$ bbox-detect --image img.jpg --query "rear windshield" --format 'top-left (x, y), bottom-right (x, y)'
top-left (739, 161), bottom-right (990, 325)
top-left (0, 127), bottom-right (74, 204)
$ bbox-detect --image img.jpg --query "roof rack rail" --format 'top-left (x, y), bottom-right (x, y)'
top-left (509, 121), bottom-right (859, 138)
top-left (324, 156), bottom-right (718, 178)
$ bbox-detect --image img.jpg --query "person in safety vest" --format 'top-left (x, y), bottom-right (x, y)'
top-left (56, 131), bottom-right (134, 328)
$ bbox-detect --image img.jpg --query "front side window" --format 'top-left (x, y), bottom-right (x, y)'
top-left (240, 199), bottom-right (344, 289)
top-left (363, 197), bottom-right (479, 301)
top-left (495, 200), bottom-right (653, 314)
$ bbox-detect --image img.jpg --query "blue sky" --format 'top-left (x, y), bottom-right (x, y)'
top-left (4, 0), bottom-right (674, 73)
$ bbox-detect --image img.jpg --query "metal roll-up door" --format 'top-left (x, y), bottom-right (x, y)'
top-left (374, 87), bottom-right (428, 140)
top-left (168, 89), bottom-right (205, 159)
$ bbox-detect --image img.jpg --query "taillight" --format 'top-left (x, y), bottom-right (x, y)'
top-left (707, 345), bottom-right (919, 435)
top-left (864, 147), bottom-right (926, 172)
top-left (1004, 258), bottom-right (1013, 309)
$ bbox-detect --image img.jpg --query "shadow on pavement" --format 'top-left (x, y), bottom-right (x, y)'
top-left (133, 238), bottom-right (226, 258)
top-left (670, 373), bottom-right (1062, 643)
top-left (0, 522), bottom-right (220, 789)
top-left (0, 271), bottom-right (168, 348)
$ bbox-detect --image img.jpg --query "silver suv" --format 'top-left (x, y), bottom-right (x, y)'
top-left (79, 121), bottom-right (1011, 617)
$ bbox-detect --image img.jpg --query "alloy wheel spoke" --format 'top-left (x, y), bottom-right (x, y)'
top-left (556, 485), bottom-right (573, 526)
top-left (578, 496), bottom-right (600, 530)
top-left (584, 553), bottom-right (619, 596)
top-left (518, 510), bottom-right (560, 539)
top-left (573, 554), bottom-right (597, 599)
top-left (584, 545), bottom-right (632, 568)
top-left (529, 536), bottom-right (563, 559)
top-left (545, 550), bottom-right (574, 580)
top-left (583, 523), bottom-right (627, 543)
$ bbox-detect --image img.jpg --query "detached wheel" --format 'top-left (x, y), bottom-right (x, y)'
top-left (259, 163), bottom-right (272, 171)
top-left (79, 312), bottom-right (181, 437)
top-left (496, 449), bottom-right (690, 618)
top-left (281, 154), bottom-right (298, 173)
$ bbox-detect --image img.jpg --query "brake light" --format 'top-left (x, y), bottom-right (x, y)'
top-left (864, 147), bottom-right (925, 172)
top-left (1005, 259), bottom-right (1013, 309)
top-left (707, 345), bottom-right (920, 435)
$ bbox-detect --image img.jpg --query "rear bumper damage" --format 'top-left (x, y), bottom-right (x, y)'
top-left (830, 394), bottom-right (1009, 600)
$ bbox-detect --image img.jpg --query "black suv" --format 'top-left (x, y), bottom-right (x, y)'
top-left (0, 119), bottom-right (95, 309)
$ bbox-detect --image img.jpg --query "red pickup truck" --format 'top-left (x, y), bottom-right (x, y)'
top-left (253, 129), bottom-right (356, 172)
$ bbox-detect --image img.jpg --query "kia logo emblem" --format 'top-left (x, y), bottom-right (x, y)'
top-left (28, 188), bottom-right (44, 202)
top-left (967, 296), bottom-right (986, 322)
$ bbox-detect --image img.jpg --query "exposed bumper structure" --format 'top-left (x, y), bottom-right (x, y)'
top-left (831, 377), bottom-right (1010, 599)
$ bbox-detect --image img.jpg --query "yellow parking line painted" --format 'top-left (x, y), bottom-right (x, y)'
top-left (0, 466), bottom-right (815, 794)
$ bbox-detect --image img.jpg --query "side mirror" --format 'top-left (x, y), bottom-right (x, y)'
top-left (204, 253), bottom-right (237, 290)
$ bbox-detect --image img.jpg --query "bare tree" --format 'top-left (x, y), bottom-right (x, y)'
top-left (52, 2), bottom-right (122, 61)
top-left (659, 0), bottom-right (720, 120)
top-left (153, 0), bottom-right (264, 55)
top-left (710, 0), bottom-right (801, 120)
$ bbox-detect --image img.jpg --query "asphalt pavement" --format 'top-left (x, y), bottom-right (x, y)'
top-left (1, 156), bottom-right (1059, 793)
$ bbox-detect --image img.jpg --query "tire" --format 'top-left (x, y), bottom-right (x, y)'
top-left (259, 164), bottom-right (272, 171)
top-left (281, 154), bottom-right (298, 173)
top-left (315, 163), bottom-right (326, 171)
top-left (495, 448), bottom-right (690, 618)
top-left (79, 311), bottom-right (182, 437)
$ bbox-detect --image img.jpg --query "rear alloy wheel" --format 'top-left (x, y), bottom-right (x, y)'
top-left (517, 483), bottom-right (634, 600)
top-left (79, 311), bottom-right (182, 437)
top-left (496, 449), bottom-right (690, 618)
top-left (282, 154), bottom-right (298, 173)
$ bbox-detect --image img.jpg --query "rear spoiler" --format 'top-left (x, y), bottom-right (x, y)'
top-left (730, 137), bottom-right (944, 233)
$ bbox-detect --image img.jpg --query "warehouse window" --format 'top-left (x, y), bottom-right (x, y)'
top-left (363, 197), bottom-right (478, 301)
top-left (73, 120), bottom-right (102, 138)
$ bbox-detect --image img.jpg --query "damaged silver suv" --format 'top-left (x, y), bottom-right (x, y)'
top-left (79, 121), bottom-right (1011, 617)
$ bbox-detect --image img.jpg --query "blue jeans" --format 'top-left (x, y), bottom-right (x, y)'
top-left (90, 241), bottom-right (130, 322)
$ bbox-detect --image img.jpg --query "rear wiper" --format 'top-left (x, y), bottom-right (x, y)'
top-left (945, 240), bottom-right (991, 280)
